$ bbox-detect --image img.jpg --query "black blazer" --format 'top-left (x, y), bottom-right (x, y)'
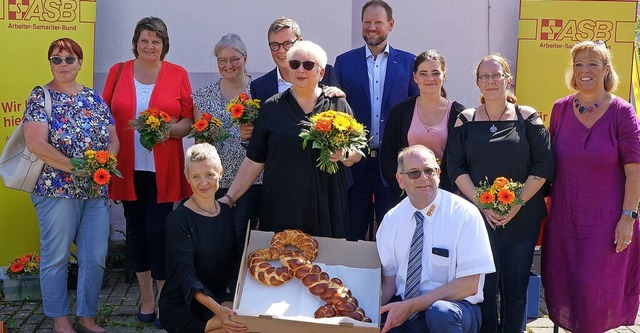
top-left (249, 65), bottom-right (339, 103)
top-left (380, 95), bottom-right (465, 202)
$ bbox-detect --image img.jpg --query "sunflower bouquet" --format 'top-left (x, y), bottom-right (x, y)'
top-left (5, 252), bottom-right (40, 279)
top-left (299, 110), bottom-right (368, 174)
top-left (189, 113), bottom-right (230, 145)
top-left (475, 176), bottom-right (524, 217)
top-left (130, 107), bottom-right (174, 151)
top-left (70, 150), bottom-right (122, 196)
top-left (226, 92), bottom-right (260, 125)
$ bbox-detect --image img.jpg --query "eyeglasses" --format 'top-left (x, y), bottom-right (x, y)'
top-left (269, 38), bottom-right (298, 52)
top-left (401, 167), bottom-right (438, 180)
top-left (217, 56), bottom-right (244, 66)
top-left (289, 60), bottom-right (317, 71)
top-left (49, 56), bottom-right (77, 65)
top-left (477, 73), bottom-right (508, 82)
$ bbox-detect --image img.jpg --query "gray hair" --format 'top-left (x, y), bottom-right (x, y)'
top-left (184, 143), bottom-right (222, 176)
top-left (286, 40), bottom-right (327, 69)
top-left (214, 33), bottom-right (247, 57)
top-left (397, 145), bottom-right (438, 173)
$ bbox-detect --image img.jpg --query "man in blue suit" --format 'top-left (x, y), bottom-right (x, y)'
top-left (250, 17), bottom-right (339, 103)
top-left (335, 0), bottom-right (418, 241)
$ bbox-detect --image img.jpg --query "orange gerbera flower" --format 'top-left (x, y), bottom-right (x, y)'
top-left (497, 189), bottom-right (515, 205)
top-left (238, 92), bottom-right (249, 102)
top-left (95, 151), bottom-right (110, 164)
top-left (493, 177), bottom-right (509, 188)
top-left (315, 117), bottom-right (333, 133)
top-left (10, 261), bottom-right (24, 273)
top-left (479, 191), bottom-right (495, 204)
top-left (201, 113), bottom-right (213, 121)
top-left (93, 168), bottom-right (111, 186)
top-left (159, 111), bottom-right (171, 123)
top-left (146, 107), bottom-right (160, 117)
top-left (194, 119), bottom-right (208, 132)
top-left (230, 103), bottom-right (245, 119)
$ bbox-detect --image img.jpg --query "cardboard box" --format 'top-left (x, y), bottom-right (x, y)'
top-left (1, 268), bottom-right (41, 301)
top-left (233, 230), bottom-right (381, 333)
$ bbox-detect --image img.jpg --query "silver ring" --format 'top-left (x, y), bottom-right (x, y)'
top-left (623, 240), bottom-right (631, 245)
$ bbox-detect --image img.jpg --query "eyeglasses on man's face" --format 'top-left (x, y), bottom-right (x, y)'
top-left (289, 60), bottom-right (316, 71)
top-left (269, 38), bottom-right (298, 52)
top-left (49, 56), bottom-right (77, 65)
top-left (217, 56), bottom-right (244, 66)
top-left (401, 167), bottom-right (438, 180)
top-left (477, 73), bottom-right (508, 82)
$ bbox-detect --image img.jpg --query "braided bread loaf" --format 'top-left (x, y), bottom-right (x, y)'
top-left (247, 247), bottom-right (293, 286)
top-left (270, 229), bottom-right (319, 261)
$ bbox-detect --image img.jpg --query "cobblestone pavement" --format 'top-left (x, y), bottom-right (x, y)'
top-left (1, 267), bottom-right (639, 332)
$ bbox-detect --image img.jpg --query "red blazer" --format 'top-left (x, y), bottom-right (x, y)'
top-left (103, 60), bottom-right (193, 203)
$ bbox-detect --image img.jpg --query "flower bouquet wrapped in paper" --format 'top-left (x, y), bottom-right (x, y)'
top-left (299, 110), bottom-right (368, 174)
top-left (129, 107), bottom-right (174, 151)
top-left (475, 176), bottom-right (524, 217)
top-left (70, 150), bottom-right (122, 196)
top-left (189, 113), bottom-right (230, 145)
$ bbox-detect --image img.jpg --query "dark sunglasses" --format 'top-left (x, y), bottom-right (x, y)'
top-left (49, 56), bottom-right (77, 65)
top-left (289, 60), bottom-right (316, 71)
top-left (401, 167), bottom-right (438, 180)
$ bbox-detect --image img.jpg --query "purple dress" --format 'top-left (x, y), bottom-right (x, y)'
top-left (542, 95), bottom-right (640, 332)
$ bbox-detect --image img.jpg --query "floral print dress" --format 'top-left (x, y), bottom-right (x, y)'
top-left (23, 86), bottom-right (114, 199)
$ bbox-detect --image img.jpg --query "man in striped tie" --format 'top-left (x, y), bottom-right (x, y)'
top-left (377, 145), bottom-right (495, 333)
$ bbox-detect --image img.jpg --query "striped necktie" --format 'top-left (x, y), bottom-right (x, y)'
top-left (405, 210), bottom-right (424, 321)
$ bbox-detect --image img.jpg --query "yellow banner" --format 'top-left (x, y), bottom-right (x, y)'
top-left (515, 0), bottom-right (638, 125)
top-left (0, 0), bottom-right (96, 263)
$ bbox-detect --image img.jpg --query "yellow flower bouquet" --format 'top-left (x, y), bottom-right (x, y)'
top-left (189, 113), bottom-right (230, 145)
top-left (226, 92), bottom-right (260, 125)
top-left (5, 252), bottom-right (40, 279)
top-left (70, 150), bottom-right (122, 196)
top-left (475, 176), bottom-right (524, 217)
top-left (299, 110), bottom-right (368, 174)
top-left (129, 107), bottom-right (174, 151)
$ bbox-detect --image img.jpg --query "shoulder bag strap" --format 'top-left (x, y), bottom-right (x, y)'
top-left (38, 85), bottom-right (52, 119)
top-left (111, 62), bottom-right (124, 97)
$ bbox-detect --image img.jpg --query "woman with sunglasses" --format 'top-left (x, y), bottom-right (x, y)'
top-left (542, 41), bottom-right (640, 333)
top-left (102, 16), bottom-right (194, 328)
top-left (222, 40), bottom-right (360, 238)
top-left (192, 33), bottom-right (261, 256)
top-left (381, 50), bottom-right (465, 206)
top-left (22, 38), bottom-right (118, 333)
top-left (446, 54), bottom-right (554, 333)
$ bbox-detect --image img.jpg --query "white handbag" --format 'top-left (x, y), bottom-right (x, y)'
top-left (0, 86), bottom-right (51, 192)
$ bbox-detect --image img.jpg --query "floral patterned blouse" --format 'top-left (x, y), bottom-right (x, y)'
top-left (23, 86), bottom-right (115, 199)
top-left (192, 79), bottom-right (263, 188)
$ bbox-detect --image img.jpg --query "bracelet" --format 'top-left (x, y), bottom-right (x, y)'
top-left (223, 194), bottom-right (236, 207)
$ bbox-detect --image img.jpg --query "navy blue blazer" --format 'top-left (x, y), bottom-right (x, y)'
top-left (249, 65), bottom-right (339, 103)
top-left (334, 45), bottom-right (418, 184)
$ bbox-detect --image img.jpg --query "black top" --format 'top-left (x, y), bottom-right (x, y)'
top-left (158, 201), bottom-right (237, 321)
top-left (247, 89), bottom-right (351, 238)
top-left (380, 95), bottom-right (465, 202)
top-left (446, 106), bottom-right (555, 246)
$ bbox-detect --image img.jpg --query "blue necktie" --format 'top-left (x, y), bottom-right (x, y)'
top-left (405, 210), bottom-right (424, 321)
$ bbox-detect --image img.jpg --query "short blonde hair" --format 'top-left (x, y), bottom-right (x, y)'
top-left (565, 40), bottom-right (619, 92)
top-left (286, 40), bottom-right (327, 69)
top-left (184, 143), bottom-right (222, 176)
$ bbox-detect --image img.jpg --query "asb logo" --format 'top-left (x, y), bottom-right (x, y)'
top-left (540, 18), bottom-right (613, 42)
top-left (7, 0), bottom-right (77, 22)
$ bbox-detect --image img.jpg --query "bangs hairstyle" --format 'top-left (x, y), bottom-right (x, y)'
top-left (287, 40), bottom-right (327, 69)
top-left (565, 40), bottom-right (619, 92)
top-left (214, 33), bottom-right (247, 57)
top-left (397, 145), bottom-right (437, 173)
top-left (132, 16), bottom-right (170, 60)
top-left (184, 143), bottom-right (223, 176)
top-left (48, 37), bottom-right (83, 60)
top-left (414, 49), bottom-right (447, 98)
top-left (267, 17), bottom-right (301, 39)
top-left (475, 54), bottom-right (517, 104)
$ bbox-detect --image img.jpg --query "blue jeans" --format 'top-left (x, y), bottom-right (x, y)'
top-left (388, 300), bottom-right (481, 333)
top-left (31, 194), bottom-right (109, 318)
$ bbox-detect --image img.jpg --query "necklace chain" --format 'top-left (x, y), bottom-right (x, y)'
top-left (485, 104), bottom-right (508, 134)
top-left (191, 197), bottom-right (219, 215)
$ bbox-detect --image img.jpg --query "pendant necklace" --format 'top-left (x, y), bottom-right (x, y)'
top-left (573, 97), bottom-right (600, 114)
top-left (191, 197), bottom-right (219, 215)
top-left (485, 104), bottom-right (508, 133)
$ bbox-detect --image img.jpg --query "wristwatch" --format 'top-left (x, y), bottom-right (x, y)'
top-left (622, 210), bottom-right (638, 220)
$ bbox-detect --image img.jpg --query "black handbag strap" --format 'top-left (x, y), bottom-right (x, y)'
top-left (111, 62), bottom-right (124, 97)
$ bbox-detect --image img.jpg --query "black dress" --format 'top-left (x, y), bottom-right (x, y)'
top-left (158, 202), bottom-right (237, 332)
top-left (247, 89), bottom-right (351, 238)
